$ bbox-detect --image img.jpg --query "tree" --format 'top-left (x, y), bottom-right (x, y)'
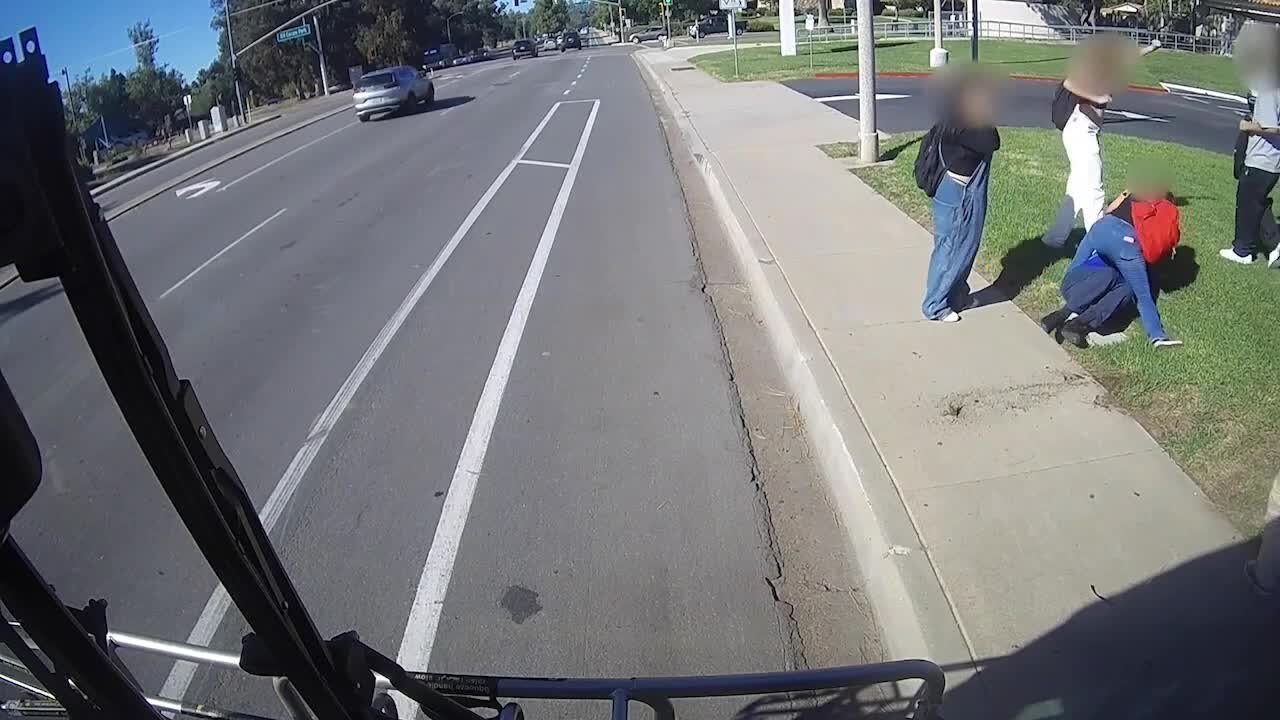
top-left (127, 20), bottom-right (158, 71)
top-left (532, 0), bottom-right (571, 34)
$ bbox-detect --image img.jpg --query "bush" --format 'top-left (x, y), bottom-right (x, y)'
top-left (747, 19), bottom-right (776, 31)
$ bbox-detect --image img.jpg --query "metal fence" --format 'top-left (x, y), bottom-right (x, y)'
top-left (793, 18), bottom-right (1234, 55)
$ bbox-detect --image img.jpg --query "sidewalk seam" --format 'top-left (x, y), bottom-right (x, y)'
top-left (635, 51), bottom-right (975, 677)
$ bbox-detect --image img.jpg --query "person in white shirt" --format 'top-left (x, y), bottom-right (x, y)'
top-left (1222, 25), bottom-right (1280, 267)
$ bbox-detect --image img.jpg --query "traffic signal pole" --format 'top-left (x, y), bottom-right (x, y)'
top-left (225, 0), bottom-right (247, 123)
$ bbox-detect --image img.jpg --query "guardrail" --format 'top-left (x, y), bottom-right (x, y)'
top-left (791, 18), bottom-right (1233, 55)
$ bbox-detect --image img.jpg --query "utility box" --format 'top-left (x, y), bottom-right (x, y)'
top-left (210, 105), bottom-right (227, 134)
top-left (197, 120), bottom-right (210, 141)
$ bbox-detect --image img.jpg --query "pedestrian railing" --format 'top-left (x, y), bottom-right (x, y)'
top-left (790, 18), bottom-right (1233, 56)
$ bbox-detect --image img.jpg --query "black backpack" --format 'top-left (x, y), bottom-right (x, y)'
top-left (914, 125), bottom-right (947, 197)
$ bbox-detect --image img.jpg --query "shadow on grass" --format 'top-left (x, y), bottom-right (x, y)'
top-left (986, 55), bottom-right (1071, 66)
top-left (880, 136), bottom-right (922, 162)
top-left (970, 231), bottom-right (1079, 308)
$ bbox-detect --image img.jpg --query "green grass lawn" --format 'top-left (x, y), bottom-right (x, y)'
top-left (690, 39), bottom-right (1245, 95)
top-left (833, 129), bottom-right (1278, 534)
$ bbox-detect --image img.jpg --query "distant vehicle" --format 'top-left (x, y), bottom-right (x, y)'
top-left (512, 38), bottom-right (539, 59)
top-left (558, 31), bottom-right (582, 51)
top-left (353, 65), bottom-right (435, 122)
top-left (689, 14), bottom-right (746, 38)
top-left (423, 44), bottom-right (460, 70)
top-left (629, 26), bottom-right (667, 43)
top-left (464, 48), bottom-right (492, 63)
top-left (542, 37), bottom-right (558, 51)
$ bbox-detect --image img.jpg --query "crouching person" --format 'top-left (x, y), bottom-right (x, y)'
top-left (1039, 184), bottom-right (1183, 349)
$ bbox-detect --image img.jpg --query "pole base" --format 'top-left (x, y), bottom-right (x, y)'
top-left (929, 47), bottom-right (950, 68)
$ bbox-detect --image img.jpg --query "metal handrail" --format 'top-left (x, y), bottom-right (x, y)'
top-left (786, 17), bottom-right (1235, 55)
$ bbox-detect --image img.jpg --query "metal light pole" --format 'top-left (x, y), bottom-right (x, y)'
top-left (929, 0), bottom-right (948, 66)
top-left (857, 0), bottom-right (878, 163)
top-left (447, 11), bottom-right (465, 46)
top-left (225, 0), bottom-right (248, 124)
top-left (970, 0), bottom-right (979, 61)
top-left (313, 15), bottom-right (330, 95)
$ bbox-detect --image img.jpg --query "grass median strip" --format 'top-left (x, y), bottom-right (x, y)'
top-left (833, 128), bottom-right (1277, 535)
top-left (691, 39), bottom-right (1244, 94)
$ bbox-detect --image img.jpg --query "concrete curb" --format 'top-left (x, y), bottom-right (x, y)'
top-left (88, 114), bottom-right (282, 197)
top-left (102, 103), bottom-right (352, 222)
top-left (1160, 81), bottom-right (1248, 104)
top-left (635, 51), bottom-right (972, 679)
top-left (0, 265), bottom-right (17, 291)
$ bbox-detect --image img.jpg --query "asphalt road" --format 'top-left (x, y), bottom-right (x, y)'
top-left (1, 47), bottom-right (796, 718)
top-left (785, 76), bottom-right (1248, 154)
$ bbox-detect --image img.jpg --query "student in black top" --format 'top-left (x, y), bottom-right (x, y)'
top-left (922, 71), bottom-right (1001, 322)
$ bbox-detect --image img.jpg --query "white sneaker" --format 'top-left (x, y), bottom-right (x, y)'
top-left (1269, 246), bottom-right (1280, 269)
top-left (933, 311), bottom-right (961, 323)
top-left (1219, 248), bottom-right (1255, 265)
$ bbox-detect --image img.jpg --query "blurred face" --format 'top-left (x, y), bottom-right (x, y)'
top-left (957, 80), bottom-right (996, 127)
top-left (1069, 36), bottom-right (1136, 95)
top-left (1236, 24), bottom-right (1280, 87)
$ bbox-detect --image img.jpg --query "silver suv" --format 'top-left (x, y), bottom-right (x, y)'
top-left (353, 66), bottom-right (435, 122)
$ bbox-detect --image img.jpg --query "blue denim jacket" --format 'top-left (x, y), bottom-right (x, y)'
top-left (1068, 215), bottom-right (1168, 340)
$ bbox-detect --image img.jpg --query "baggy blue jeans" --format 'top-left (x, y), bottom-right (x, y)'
top-left (1067, 215), bottom-right (1168, 340)
top-left (923, 163), bottom-right (990, 320)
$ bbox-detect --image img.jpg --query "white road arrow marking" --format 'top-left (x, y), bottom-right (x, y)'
top-left (816, 93), bottom-right (910, 103)
top-left (1105, 109), bottom-right (1169, 123)
top-left (174, 179), bottom-right (221, 198)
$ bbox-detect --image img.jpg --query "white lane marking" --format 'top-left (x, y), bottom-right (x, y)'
top-left (517, 159), bottom-right (571, 169)
top-left (1104, 109), bottom-right (1170, 123)
top-left (563, 88), bottom-right (572, 95)
top-left (174, 179), bottom-right (221, 198)
top-left (158, 208), bottom-right (287, 300)
top-left (1186, 96), bottom-right (1211, 105)
top-left (392, 99), bottom-right (600, 720)
top-left (217, 121), bottom-right (355, 193)
top-left (508, 70), bottom-right (521, 80)
top-left (157, 102), bottom-right (569, 705)
top-left (815, 93), bottom-right (909, 102)
top-left (570, 80), bottom-right (577, 87)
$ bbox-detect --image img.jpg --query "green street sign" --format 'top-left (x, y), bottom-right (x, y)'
top-left (664, 0), bottom-right (671, 5)
top-left (276, 24), bottom-right (311, 43)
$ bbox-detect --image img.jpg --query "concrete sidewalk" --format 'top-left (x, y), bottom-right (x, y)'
top-left (638, 48), bottom-right (1275, 719)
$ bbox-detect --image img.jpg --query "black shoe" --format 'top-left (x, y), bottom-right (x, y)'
top-left (1060, 319), bottom-right (1091, 348)
top-left (1039, 307), bottom-right (1072, 335)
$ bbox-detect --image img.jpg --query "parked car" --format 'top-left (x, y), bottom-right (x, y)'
top-left (512, 38), bottom-right (539, 59)
top-left (558, 31), bottom-right (582, 51)
top-left (423, 44), bottom-right (460, 70)
top-left (689, 14), bottom-right (746, 38)
top-left (353, 66), bottom-right (435, 122)
top-left (628, 26), bottom-right (667, 43)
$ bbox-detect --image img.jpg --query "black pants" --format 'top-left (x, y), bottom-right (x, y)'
top-left (1234, 165), bottom-right (1280, 257)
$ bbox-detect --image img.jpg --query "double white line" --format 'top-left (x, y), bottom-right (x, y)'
top-left (157, 99), bottom-right (602, 714)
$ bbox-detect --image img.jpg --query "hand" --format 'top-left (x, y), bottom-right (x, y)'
top-left (1241, 119), bottom-right (1262, 133)
top-left (1152, 338), bottom-right (1184, 348)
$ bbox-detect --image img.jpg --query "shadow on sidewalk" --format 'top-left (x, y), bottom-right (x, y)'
top-left (970, 232), bottom-right (1077, 308)
top-left (941, 525), bottom-right (1279, 720)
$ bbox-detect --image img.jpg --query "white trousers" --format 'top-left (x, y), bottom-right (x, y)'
top-left (1044, 111), bottom-right (1104, 248)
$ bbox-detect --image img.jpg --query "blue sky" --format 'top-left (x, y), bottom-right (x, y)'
top-left (3, 1), bottom-right (521, 85)
top-left (2, 1), bottom-right (221, 83)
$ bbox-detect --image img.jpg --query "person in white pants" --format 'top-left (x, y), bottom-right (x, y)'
top-left (1043, 86), bottom-right (1110, 248)
top-left (1042, 40), bottom-right (1161, 249)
